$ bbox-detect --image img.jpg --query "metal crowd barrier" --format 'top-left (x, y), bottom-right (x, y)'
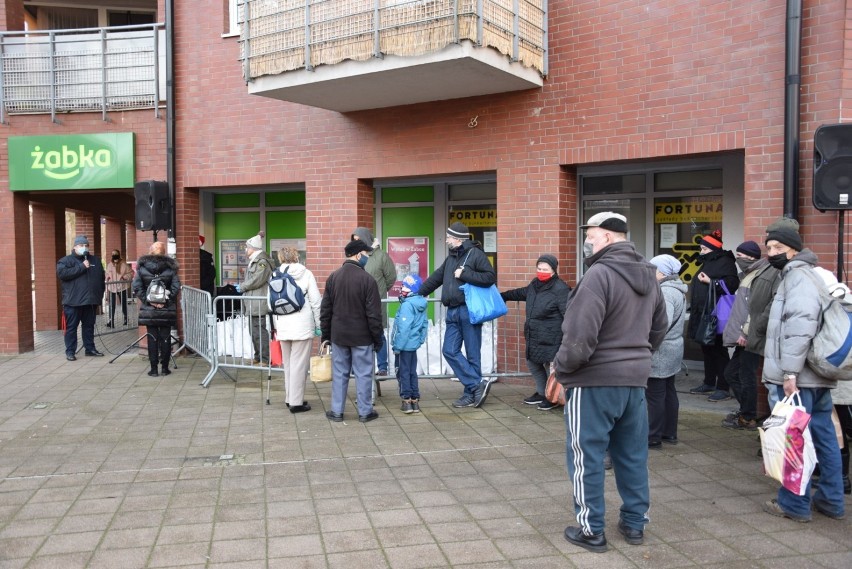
top-left (96, 278), bottom-right (138, 335)
top-left (181, 288), bottom-right (530, 400)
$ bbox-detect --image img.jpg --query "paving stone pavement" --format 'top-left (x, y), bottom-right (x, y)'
top-left (0, 330), bottom-right (849, 568)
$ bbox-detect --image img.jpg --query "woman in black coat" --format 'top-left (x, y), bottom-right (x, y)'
top-left (132, 241), bottom-right (181, 377)
top-left (686, 231), bottom-right (739, 401)
top-left (501, 255), bottom-right (571, 410)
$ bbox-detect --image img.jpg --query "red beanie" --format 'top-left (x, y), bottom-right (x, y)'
top-left (699, 230), bottom-right (723, 251)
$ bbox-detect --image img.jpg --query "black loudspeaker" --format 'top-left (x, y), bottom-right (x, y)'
top-left (134, 180), bottom-right (172, 231)
top-left (813, 123), bottom-right (852, 210)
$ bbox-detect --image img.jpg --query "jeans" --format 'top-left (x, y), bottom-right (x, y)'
top-left (330, 344), bottom-right (374, 417)
top-left (63, 304), bottom-right (97, 355)
top-left (724, 348), bottom-right (760, 420)
top-left (527, 359), bottom-right (549, 395)
top-left (773, 385), bottom-right (845, 518)
top-left (646, 375), bottom-right (678, 443)
top-left (564, 386), bottom-right (650, 535)
top-left (397, 350), bottom-right (419, 400)
top-left (376, 334), bottom-right (389, 372)
top-left (442, 305), bottom-right (483, 393)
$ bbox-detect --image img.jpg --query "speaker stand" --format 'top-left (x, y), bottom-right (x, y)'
top-left (838, 210), bottom-right (845, 283)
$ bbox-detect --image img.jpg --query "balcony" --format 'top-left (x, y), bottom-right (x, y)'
top-left (239, 0), bottom-right (547, 112)
top-left (0, 23), bottom-right (165, 123)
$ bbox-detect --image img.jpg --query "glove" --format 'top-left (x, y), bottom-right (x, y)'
top-left (314, 328), bottom-right (322, 337)
top-left (234, 284), bottom-right (241, 293)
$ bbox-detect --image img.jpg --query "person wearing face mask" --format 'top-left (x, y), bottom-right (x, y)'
top-left (56, 235), bottom-right (107, 361)
top-left (762, 223), bottom-right (845, 523)
top-left (686, 230), bottom-right (739, 402)
top-left (554, 212), bottom-right (667, 552)
top-left (418, 222), bottom-right (497, 409)
top-left (105, 249), bottom-right (133, 328)
top-left (500, 254), bottom-right (571, 410)
top-left (320, 239), bottom-right (384, 423)
top-left (719, 240), bottom-right (769, 431)
top-left (199, 236), bottom-right (216, 298)
top-left (239, 233), bottom-right (272, 364)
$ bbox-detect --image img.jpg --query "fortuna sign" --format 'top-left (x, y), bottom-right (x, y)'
top-left (8, 133), bottom-right (135, 190)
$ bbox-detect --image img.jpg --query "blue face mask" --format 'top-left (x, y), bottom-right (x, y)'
top-left (357, 254), bottom-right (369, 268)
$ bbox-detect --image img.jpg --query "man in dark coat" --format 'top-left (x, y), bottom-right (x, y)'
top-left (555, 212), bottom-right (667, 553)
top-left (320, 240), bottom-right (384, 423)
top-left (418, 222), bottom-right (497, 408)
top-left (56, 235), bottom-right (106, 361)
top-left (501, 254), bottom-right (571, 410)
top-left (199, 235), bottom-right (216, 297)
top-left (686, 230), bottom-right (739, 401)
top-left (132, 241), bottom-right (181, 376)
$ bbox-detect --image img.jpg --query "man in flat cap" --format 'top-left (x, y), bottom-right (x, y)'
top-left (418, 221), bottom-right (497, 408)
top-left (320, 239), bottom-right (384, 423)
top-left (555, 212), bottom-right (667, 553)
top-left (56, 235), bottom-right (106, 361)
top-left (762, 220), bottom-right (845, 522)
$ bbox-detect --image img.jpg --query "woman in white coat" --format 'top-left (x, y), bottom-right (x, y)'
top-left (272, 247), bottom-right (322, 413)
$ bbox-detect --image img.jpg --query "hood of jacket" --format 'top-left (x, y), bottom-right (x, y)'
top-left (279, 262), bottom-right (307, 280)
top-left (351, 227), bottom-right (374, 247)
top-left (401, 293), bottom-right (428, 312)
top-left (137, 254), bottom-right (179, 274)
top-left (781, 248), bottom-right (819, 273)
top-left (587, 241), bottom-right (657, 296)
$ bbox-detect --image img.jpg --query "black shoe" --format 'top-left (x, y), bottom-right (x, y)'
top-left (85, 350), bottom-right (104, 357)
top-left (147, 370), bottom-right (159, 377)
top-left (105, 322), bottom-right (113, 328)
top-left (66, 354), bottom-right (77, 361)
top-left (289, 403), bottom-right (311, 414)
top-left (160, 367), bottom-right (171, 376)
top-left (648, 440), bottom-right (662, 449)
top-left (564, 526), bottom-right (607, 553)
top-left (689, 383), bottom-right (715, 394)
top-left (537, 400), bottom-right (558, 411)
top-left (523, 392), bottom-right (545, 405)
top-left (325, 410), bottom-right (344, 422)
top-left (359, 410), bottom-right (379, 423)
top-left (617, 521), bottom-right (644, 545)
top-left (662, 436), bottom-right (679, 445)
top-left (473, 380), bottom-right (491, 408)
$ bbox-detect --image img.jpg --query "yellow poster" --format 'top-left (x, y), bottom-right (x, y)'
top-left (448, 208), bottom-right (496, 228)
top-left (654, 198), bottom-right (722, 223)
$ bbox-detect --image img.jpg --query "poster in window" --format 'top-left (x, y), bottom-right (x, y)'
top-left (219, 239), bottom-right (248, 285)
top-left (386, 237), bottom-right (429, 298)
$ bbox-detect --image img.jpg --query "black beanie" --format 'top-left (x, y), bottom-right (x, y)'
top-left (447, 222), bottom-right (470, 239)
top-left (344, 239), bottom-right (372, 257)
top-left (765, 227), bottom-right (803, 251)
top-left (536, 254), bottom-right (558, 273)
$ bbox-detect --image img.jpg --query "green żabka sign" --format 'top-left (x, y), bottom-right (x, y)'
top-left (8, 133), bottom-right (135, 190)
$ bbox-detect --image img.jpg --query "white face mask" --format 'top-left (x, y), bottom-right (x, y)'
top-left (582, 242), bottom-right (594, 258)
top-left (75, 246), bottom-right (88, 256)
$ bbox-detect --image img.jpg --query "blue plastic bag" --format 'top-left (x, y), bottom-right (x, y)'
top-left (461, 283), bottom-right (508, 325)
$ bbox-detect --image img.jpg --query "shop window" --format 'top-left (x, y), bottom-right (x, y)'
top-left (583, 174), bottom-right (645, 195)
top-left (654, 196), bottom-right (722, 285)
top-left (655, 170), bottom-right (723, 192)
top-left (582, 198), bottom-right (647, 256)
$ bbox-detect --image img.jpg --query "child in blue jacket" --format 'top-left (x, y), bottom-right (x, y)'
top-left (391, 274), bottom-right (428, 413)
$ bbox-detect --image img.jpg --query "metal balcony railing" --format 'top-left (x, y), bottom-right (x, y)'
top-left (238, 0), bottom-right (547, 81)
top-left (0, 23), bottom-right (165, 124)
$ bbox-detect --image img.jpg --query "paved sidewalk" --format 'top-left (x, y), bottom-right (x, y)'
top-left (0, 332), bottom-right (849, 568)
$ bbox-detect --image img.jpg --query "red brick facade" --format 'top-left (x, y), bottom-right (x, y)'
top-left (1, 0), bottom-right (851, 353)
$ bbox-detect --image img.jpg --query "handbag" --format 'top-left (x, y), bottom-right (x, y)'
top-left (758, 392), bottom-right (817, 496)
top-left (461, 283), bottom-right (508, 325)
top-left (310, 341), bottom-right (332, 383)
top-left (711, 280), bottom-right (736, 334)
top-left (544, 370), bottom-right (566, 407)
top-left (269, 332), bottom-right (283, 367)
top-left (693, 283), bottom-right (718, 346)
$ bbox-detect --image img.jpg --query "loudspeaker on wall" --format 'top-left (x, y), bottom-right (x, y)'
top-left (134, 180), bottom-right (172, 231)
top-left (813, 123), bottom-right (852, 211)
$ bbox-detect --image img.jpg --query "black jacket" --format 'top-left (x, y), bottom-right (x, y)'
top-left (687, 249), bottom-right (739, 339)
top-left (502, 276), bottom-right (571, 363)
top-left (418, 240), bottom-right (496, 307)
top-left (56, 253), bottom-right (106, 307)
top-left (200, 248), bottom-right (216, 297)
top-left (132, 254), bottom-right (181, 327)
top-left (320, 260), bottom-right (383, 349)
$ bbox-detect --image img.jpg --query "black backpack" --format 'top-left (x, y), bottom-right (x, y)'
top-left (268, 267), bottom-right (306, 315)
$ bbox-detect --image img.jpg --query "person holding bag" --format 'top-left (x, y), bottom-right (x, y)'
top-left (761, 224), bottom-right (845, 522)
top-left (132, 241), bottom-right (180, 377)
top-left (500, 254), bottom-right (571, 410)
top-left (271, 246), bottom-right (322, 414)
top-left (686, 230), bottom-right (738, 402)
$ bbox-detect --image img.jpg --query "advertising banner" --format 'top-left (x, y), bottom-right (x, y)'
top-left (219, 240), bottom-right (249, 285)
top-left (386, 237), bottom-right (429, 298)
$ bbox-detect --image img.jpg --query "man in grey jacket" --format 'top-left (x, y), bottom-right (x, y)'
top-left (555, 212), bottom-right (668, 553)
top-left (239, 233), bottom-right (272, 364)
top-left (762, 224), bottom-right (845, 522)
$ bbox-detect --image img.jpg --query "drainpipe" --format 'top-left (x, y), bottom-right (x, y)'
top-left (166, 0), bottom-right (176, 239)
top-left (783, 0), bottom-right (802, 220)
